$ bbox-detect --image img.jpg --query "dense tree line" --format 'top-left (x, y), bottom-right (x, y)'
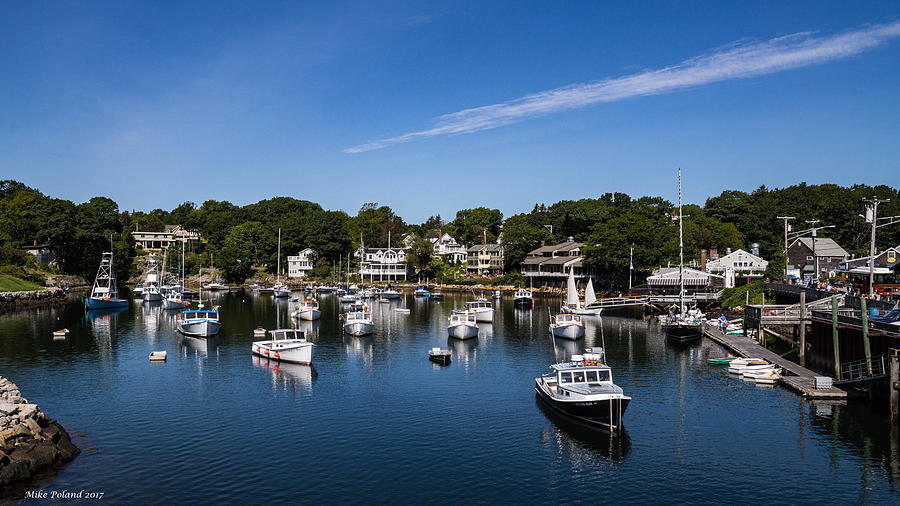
top-left (2, 178), bottom-right (898, 285)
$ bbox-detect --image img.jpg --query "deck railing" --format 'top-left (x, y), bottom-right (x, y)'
top-left (837, 355), bottom-right (887, 384)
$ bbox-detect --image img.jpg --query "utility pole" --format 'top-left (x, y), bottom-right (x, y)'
top-left (776, 216), bottom-right (794, 282)
top-left (805, 220), bottom-right (820, 282)
top-left (862, 197), bottom-right (891, 298)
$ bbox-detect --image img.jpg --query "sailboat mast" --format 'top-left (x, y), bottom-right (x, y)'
top-left (277, 228), bottom-right (282, 283)
top-left (678, 168), bottom-right (685, 315)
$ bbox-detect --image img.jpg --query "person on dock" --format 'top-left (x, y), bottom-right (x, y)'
top-left (718, 314), bottom-right (728, 333)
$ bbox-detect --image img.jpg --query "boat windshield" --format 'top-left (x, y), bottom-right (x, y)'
top-left (270, 329), bottom-right (304, 341)
top-left (559, 368), bottom-right (610, 384)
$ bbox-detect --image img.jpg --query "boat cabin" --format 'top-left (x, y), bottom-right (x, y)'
top-left (349, 302), bottom-right (368, 312)
top-left (466, 300), bottom-right (492, 310)
top-left (345, 311), bottom-right (371, 322)
top-left (299, 299), bottom-right (319, 309)
top-left (552, 314), bottom-right (582, 325)
top-left (267, 329), bottom-right (306, 342)
top-left (543, 354), bottom-right (617, 397)
top-left (449, 312), bottom-right (477, 324)
top-left (182, 310), bottom-right (219, 320)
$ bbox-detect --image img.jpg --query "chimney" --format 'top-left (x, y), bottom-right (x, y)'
top-left (701, 249), bottom-right (707, 271)
top-left (710, 248), bottom-right (718, 260)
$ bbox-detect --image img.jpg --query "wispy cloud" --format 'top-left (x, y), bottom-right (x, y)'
top-left (345, 21), bottom-right (900, 153)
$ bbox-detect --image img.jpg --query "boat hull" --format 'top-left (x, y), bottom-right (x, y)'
top-left (429, 352), bottom-right (451, 365)
top-left (163, 297), bottom-right (188, 310)
top-left (85, 297), bottom-right (129, 309)
top-left (534, 379), bottom-right (630, 431)
top-left (514, 297), bottom-right (533, 308)
top-left (142, 291), bottom-right (162, 302)
top-left (473, 308), bottom-right (494, 322)
top-left (177, 319), bottom-right (222, 337)
top-left (252, 341), bottom-right (314, 364)
top-left (664, 323), bottom-right (702, 341)
top-left (381, 291), bottom-right (401, 299)
top-left (448, 323), bottom-right (479, 339)
top-left (550, 323), bottom-right (585, 340)
top-left (293, 309), bottom-right (321, 321)
top-left (343, 321), bottom-right (374, 336)
top-left (273, 289), bottom-right (291, 298)
top-left (562, 306), bottom-right (603, 315)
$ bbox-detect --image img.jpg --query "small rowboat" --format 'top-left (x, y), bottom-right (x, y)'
top-left (743, 368), bottom-right (782, 384)
top-left (395, 308), bottom-right (410, 314)
top-left (429, 348), bottom-right (451, 366)
top-left (149, 351), bottom-right (167, 362)
top-left (253, 327), bottom-right (267, 337)
top-left (53, 329), bottom-right (69, 339)
top-left (707, 357), bottom-right (737, 366)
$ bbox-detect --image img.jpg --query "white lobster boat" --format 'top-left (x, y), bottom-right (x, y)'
top-left (292, 298), bottom-right (321, 321)
top-left (142, 255), bottom-right (162, 302)
top-left (343, 310), bottom-right (374, 336)
top-left (465, 299), bottom-right (494, 322)
top-left (176, 310), bottom-right (222, 337)
top-left (381, 287), bottom-right (402, 299)
top-left (252, 329), bottom-right (314, 364)
top-left (550, 313), bottom-right (585, 340)
top-left (448, 311), bottom-right (479, 339)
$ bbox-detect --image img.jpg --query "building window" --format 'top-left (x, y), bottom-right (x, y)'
top-left (806, 256), bottom-right (813, 261)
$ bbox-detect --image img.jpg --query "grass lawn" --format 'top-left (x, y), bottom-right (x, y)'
top-left (0, 273), bottom-right (42, 292)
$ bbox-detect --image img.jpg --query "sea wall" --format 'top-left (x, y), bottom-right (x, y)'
top-left (0, 288), bottom-right (67, 311)
top-left (0, 377), bottom-right (79, 489)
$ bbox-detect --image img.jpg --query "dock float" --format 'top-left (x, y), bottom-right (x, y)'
top-left (703, 325), bottom-right (847, 399)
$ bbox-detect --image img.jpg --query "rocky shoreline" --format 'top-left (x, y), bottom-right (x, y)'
top-left (0, 377), bottom-right (79, 490)
top-left (0, 288), bottom-right (68, 311)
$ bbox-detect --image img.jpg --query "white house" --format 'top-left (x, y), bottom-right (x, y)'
top-left (359, 247), bottom-right (408, 281)
top-left (132, 225), bottom-right (202, 251)
top-left (287, 248), bottom-right (317, 279)
top-left (705, 249), bottom-right (768, 287)
top-left (430, 232), bottom-right (467, 264)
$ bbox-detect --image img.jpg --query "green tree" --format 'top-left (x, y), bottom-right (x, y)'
top-left (448, 207), bottom-right (503, 247)
top-left (406, 234), bottom-right (434, 277)
top-left (500, 213), bottom-right (552, 272)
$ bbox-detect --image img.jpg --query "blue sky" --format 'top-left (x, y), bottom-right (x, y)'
top-left (2, 1), bottom-right (899, 223)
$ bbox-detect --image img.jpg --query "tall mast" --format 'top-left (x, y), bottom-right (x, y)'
top-left (678, 168), bottom-right (685, 315)
top-left (277, 228), bottom-right (282, 283)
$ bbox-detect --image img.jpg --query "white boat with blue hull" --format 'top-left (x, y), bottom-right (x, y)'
top-left (535, 351), bottom-right (631, 432)
top-left (177, 310), bottom-right (222, 337)
top-left (85, 251), bottom-right (129, 309)
top-left (252, 329), bottom-right (314, 365)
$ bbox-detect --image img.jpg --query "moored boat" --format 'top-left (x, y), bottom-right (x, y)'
top-left (428, 348), bottom-right (452, 365)
top-left (549, 313), bottom-right (585, 340)
top-left (291, 299), bottom-right (321, 321)
top-left (85, 250), bottom-right (130, 309)
top-left (381, 287), bottom-right (402, 299)
top-left (252, 328), bottom-right (314, 364)
top-left (535, 351), bottom-right (631, 432)
top-left (448, 311), bottom-right (479, 339)
top-left (415, 285), bottom-right (430, 297)
top-left (176, 309), bottom-right (222, 337)
top-left (465, 298), bottom-right (494, 322)
top-left (664, 169), bottom-right (702, 342)
top-left (343, 310), bottom-right (374, 336)
top-left (513, 288), bottom-right (533, 308)
top-left (707, 357), bottom-right (737, 366)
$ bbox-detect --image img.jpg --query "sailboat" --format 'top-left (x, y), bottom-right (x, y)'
top-left (163, 236), bottom-right (188, 310)
top-left (561, 269), bottom-right (602, 315)
top-left (85, 248), bottom-right (129, 309)
top-left (664, 168), bottom-right (703, 341)
top-left (272, 228), bottom-right (291, 298)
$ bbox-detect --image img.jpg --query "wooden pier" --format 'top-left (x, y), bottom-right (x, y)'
top-left (703, 325), bottom-right (847, 399)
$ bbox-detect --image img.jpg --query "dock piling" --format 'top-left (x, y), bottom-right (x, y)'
top-left (890, 349), bottom-right (899, 421)
top-left (832, 298), bottom-right (841, 380)
top-left (861, 298), bottom-right (872, 375)
top-left (799, 292), bottom-right (807, 367)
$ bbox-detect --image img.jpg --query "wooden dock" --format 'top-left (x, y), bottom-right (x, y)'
top-left (703, 325), bottom-right (847, 399)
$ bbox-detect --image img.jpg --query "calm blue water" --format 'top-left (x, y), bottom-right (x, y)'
top-left (1, 291), bottom-right (898, 504)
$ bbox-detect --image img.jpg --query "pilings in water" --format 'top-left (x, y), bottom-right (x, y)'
top-left (799, 291), bottom-right (807, 367)
top-left (832, 298), bottom-right (841, 380)
top-left (891, 349), bottom-right (899, 421)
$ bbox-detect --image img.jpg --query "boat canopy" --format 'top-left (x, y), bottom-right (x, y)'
top-left (268, 329), bottom-right (306, 341)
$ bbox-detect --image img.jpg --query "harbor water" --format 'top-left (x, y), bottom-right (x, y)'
top-left (1, 292), bottom-right (898, 503)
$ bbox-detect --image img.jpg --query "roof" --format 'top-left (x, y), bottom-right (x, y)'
top-left (711, 249), bottom-right (766, 264)
top-left (791, 237), bottom-right (849, 258)
top-left (526, 241), bottom-right (583, 256)
top-left (648, 267), bottom-right (722, 286)
top-left (842, 246), bottom-right (900, 268)
top-left (468, 244), bottom-right (501, 252)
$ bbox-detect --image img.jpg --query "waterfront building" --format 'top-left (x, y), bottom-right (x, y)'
top-left (704, 248), bottom-right (768, 287)
top-left (520, 239), bottom-right (593, 288)
top-left (647, 266), bottom-right (723, 295)
top-left (787, 237), bottom-right (849, 281)
top-left (359, 247), bottom-right (409, 281)
top-left (430, 232), bottom-right (467, 264)
top-left (132, 225), bottom-right (203, 251)
top-left (467, 244), bottom-right (503, 277)
top-left (287, 248), bottom-right (317, 279)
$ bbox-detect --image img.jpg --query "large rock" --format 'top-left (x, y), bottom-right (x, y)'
top-left (0, 461), bottom-right (30, 486)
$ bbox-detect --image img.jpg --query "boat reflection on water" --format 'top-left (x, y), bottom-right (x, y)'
top-left (536, 397), bottom-right (631, 465)
top-left (86, 307), bottom-right (128, 353)
top-left (342, 334), bottom-right (374, 365)
top-left (180, 335), bottom-right (221, 357)
top-left (448, 337), bottom-right (477, 366)
top-left (550, 336), bottom-right (580, 363)
top-left (253, 356), bottom-right (316, 391)
top-left (293, 319), bottom-right (320, 341)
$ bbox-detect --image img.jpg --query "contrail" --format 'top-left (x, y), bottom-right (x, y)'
top-left (344, 20), bottom-right (900, 153)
